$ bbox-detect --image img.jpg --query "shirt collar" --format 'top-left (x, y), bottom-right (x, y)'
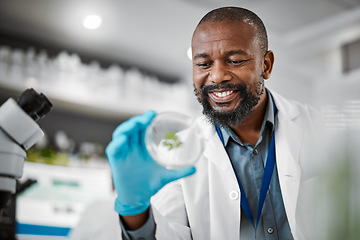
top-left (219, 89), bottom-right (275, 146)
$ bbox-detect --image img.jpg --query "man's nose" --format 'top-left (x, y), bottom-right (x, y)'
top-left (208, 62), bottom-right (232, 84)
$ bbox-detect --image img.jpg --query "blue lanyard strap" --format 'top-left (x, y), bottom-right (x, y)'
top-left (215, 95), bottom-right (278, 230)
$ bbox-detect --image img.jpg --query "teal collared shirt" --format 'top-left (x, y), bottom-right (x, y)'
top-left (219, 90), bottom-right (293, 240)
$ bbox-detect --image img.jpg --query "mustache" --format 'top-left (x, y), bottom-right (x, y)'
top-left (201, 83), bottom-right (246, 94)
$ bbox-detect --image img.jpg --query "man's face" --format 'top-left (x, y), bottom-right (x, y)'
top-left (191, 20), bottom-right (269, 127)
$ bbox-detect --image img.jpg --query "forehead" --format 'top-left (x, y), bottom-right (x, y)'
top-left (192, 20), bottom-right (259, 55)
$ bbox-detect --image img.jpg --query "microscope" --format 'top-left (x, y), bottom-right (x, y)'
top-left (0, 88), bottom-right (52, 239)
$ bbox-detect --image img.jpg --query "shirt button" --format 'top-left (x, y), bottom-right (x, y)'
top-left (229, 190), bottom-right (239, 200)
top-left (267, 227), bottom-right (274, 234)
top-left (253, 148), bottom-right (259, 155)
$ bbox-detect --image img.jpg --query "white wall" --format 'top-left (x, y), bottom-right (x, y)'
top-left (266, 7), bottom-right (360, 108)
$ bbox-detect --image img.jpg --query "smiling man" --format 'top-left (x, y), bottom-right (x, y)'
top-left (192, 15), bottom-right (273, 146)
top-left (101, 6), bottom-right (323, 240)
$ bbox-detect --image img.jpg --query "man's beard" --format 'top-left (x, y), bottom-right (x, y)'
top-left (194, 81), bottom-right (264, 127)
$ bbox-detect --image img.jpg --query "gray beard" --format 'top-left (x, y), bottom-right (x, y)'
top-left (194, 82), bottom-right (264, 127)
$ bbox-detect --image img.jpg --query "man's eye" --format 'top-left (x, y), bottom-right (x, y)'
top-left (196, 62), bottom-right (211, 68)
top-left (228, 60), bottom-right (245, 65)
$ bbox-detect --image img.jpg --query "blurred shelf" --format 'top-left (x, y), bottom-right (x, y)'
top-left (0, 80), bottom-right (138, 120)
top-left (0, 77), bottom-right (198, 121)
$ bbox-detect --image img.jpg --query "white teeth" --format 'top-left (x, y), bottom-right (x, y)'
top-left (214, 91), bottom-right (233, 97)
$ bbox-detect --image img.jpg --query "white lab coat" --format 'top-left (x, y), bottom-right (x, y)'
top-left (150, 90), bottom-right (325, 240)
top-left (71, 90), bottom-right (327, 240)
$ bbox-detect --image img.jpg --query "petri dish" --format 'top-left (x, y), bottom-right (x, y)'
top-left (145, 112), bottom-right (203, 169)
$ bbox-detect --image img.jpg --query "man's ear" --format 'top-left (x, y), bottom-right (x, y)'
top-left (263, 50), bottom-right (274, 79)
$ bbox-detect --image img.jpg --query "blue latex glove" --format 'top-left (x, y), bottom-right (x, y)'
top-left (106, 110), bottom-right (196, 216)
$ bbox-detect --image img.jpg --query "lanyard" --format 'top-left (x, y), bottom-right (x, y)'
top-left (215, 95), bottom-right (277, 230)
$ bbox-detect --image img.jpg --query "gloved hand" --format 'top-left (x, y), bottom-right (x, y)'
top-left (106, 110), bottom-right (196, 216)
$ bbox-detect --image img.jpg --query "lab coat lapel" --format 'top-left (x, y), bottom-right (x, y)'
top-left (201, 119), bottom-right (241, 239)
top-left (203, 129), bottom-right (231, 170)
top-left (273, 93), bottom-right (303, 236)
top-left (197, 116), bottom-right (232, 170)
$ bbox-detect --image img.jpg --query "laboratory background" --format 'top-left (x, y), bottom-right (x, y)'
top-left (0, 0), bottom-right (359, 239)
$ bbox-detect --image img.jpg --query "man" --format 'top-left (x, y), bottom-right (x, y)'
top-left (105, 6), bottom-right (323, 240)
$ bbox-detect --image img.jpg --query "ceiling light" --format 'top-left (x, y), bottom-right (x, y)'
top-left (83, 15), bottom-right (102, 30)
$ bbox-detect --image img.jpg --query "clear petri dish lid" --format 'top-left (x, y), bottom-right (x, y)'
top-left (145, 112), bottom-right (203, 169)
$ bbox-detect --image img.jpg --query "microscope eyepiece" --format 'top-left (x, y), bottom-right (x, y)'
top-left (17, 88), bottom-right (53, 121)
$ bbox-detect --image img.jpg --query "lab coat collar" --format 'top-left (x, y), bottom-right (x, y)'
top-left (270, 90), bottom-right (303, 234)
top-left (200, 89), bottom-right (303, 171)
top-left (200, 117), bottom-right (232, 171)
